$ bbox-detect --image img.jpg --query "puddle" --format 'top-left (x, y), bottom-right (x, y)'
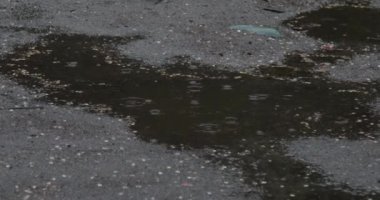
top-left (284, 6), bottom-right (380, 50)
top-left (282, 5), bottom-right (380, 83)
top-left (0, 34), bottom-right (380, 199)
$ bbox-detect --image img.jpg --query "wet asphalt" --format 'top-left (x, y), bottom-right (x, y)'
top-left (0, 0), bottom-right (380, 199)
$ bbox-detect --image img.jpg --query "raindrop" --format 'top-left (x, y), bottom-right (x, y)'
top-left (121, 97), bottom-right (148, 108)
top-left (187, 81), bottom-right (203, 93)
top-left (196, 123), bottom-right (220, 134)
top-left (150, 109), bottom-right (161, 116)
top-left (222, 85), bottom-right (232, 90)
top-left (190, 100), bottom-right (199, 105)
top-left (249, 94), bottom-right (269, 101)
top-left (65, 61), bottom-right (78, 68)
top-left (224, 117), bottom-right (238, 125)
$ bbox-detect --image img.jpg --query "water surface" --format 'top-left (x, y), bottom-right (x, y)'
top-left (0, 33), bottom-right (379, 199)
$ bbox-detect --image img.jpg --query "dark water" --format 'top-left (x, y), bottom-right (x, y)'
top-left (1, 33), bottom-right (379, 199)
top-left (284, 6), bottom-right (380, 51)
top-left (269, 7), bottom-right (380, 80)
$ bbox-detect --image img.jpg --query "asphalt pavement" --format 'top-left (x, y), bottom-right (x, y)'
top-left (1, 0), bottom-right (380, 199)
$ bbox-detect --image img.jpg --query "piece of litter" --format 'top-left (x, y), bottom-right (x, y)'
top-left (263, 8), bottom-right (285, 14)
top-left (229, 25), bottom-right (282, 38)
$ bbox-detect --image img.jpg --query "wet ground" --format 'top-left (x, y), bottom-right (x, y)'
top-left (1, 1), bottom-right (380, 200)
top-left (285, 6), bottom-right (380, 47)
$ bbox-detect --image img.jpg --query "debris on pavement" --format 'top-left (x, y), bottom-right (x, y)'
top-left (229, 25), bottom-right (282, 38)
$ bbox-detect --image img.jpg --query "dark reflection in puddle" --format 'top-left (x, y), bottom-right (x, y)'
top-left (0, 34), bottom-right (379, 199)
top-left (285, 6), bottom-right (380, 50)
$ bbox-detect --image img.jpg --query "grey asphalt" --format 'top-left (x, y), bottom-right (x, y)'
top-left (0, 0), bottom-right (333, 70)
top-left (330, 53), bottom-right (380, 82)
top-left (0, 76), bottom-right (256, 200)
top-left (286, 137), bottom-right (380, 194)
top-left (1, 0), bottom-right (380, 199)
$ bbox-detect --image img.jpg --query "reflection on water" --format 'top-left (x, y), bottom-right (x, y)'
top-left (0, 34), bottom-right (379, 199)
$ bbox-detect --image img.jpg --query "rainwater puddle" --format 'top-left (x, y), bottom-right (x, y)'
top-left (285, 6), bottom-right (380, 50)
top-left (1, 34), bottom-right (379, 199)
